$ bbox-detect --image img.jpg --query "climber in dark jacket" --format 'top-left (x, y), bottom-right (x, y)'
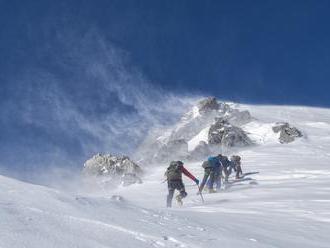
top-left (165, 161), bottom-right (199, 207)
top-left (230, 155), bottom-right (243, 179)
top-left (199, 155), bottom-right (223, 193)
top-left (220, 155), bottom-right (232, 183)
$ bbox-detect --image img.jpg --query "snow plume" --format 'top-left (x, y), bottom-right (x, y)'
top-left (0, 29), bottom-right (199, 186)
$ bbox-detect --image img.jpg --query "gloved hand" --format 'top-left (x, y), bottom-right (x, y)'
top-left (195, 178), bottom-right (199, 185)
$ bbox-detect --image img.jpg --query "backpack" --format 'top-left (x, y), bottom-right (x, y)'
top-left (202, 161), bottom-right (210, 168)
top-left (208, 156), bottom-right (220, 168)
top-left (165, 161), bottom-right (183, 180)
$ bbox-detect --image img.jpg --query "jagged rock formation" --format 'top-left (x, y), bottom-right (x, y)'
top-left (208, 118), bottom-right (252, 147)
top-left (197, 97), bottom-right (220, 113)
top-left (82, 97), bottom-right (304, 183)
top-left (133, 97), bottom-right (306, 163)
top-left (133, 97), bottom-right (254, 163)
top-left (168, 98), bottom-right (252, 142)
top-left (272, 122), bottom-right (303, 143)
top-left (83, 154), bottom-right (143, 185)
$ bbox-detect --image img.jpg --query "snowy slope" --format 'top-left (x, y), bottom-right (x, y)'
top-left (187, 127), bottom-right (210, 151)
top-left (1, 104), bottom-right (330, 248)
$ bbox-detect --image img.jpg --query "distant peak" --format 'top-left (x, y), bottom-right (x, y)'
top-left (197, 97), bottom-right (220, 113)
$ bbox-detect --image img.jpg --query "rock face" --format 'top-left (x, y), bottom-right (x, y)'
top-left (272, 122), bottom-right (303, 144)
top-left (83, 154), bottom-right (143, 184)
top-left (168, 98), bottom-right (252, 143)
top-left (197, 97), bottom-right (220, 113)
top-left (208, 118), bottom-right (252, 147)
top-left (133, 97), bottom-right (255, 163)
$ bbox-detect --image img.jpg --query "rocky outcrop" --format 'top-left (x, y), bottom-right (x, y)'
top-left (133, 97), bottom-right (254, 163)
top-left (197, 97), bottom-right (220, 113)
top-left (272, 122), bottom-right (303, 144)
top-left (208, 118), bottom-right (252, 147)
top-left (197, 97), bottom-right (238, 116)
top-left (83, 153), bottom-right (143, 178)
top-left (169, 98), bottom-right (251, 142)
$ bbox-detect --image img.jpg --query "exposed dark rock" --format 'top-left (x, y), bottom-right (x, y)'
top-left (272, 122), bottom-right (303, 143)
top-left (208, 118), bottom-right (252, 147)
top-left (168, 98), bottom-right (251, 143)
top-left (83, 153), bottom-right (143, 178)
top-left (197, 97), bottom-right (220, 113)
top-left (133, 97), bottom-right (254, 163)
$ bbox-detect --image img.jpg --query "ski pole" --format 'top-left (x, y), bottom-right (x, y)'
top-left (197, 185), bottom-right (205, 203)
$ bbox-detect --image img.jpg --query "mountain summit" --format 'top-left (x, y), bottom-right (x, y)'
top-left (133, 97), bottom-right (303, 164)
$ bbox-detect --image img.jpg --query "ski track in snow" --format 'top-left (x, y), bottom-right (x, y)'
top-left (1, 104), bottom-right (330, 247)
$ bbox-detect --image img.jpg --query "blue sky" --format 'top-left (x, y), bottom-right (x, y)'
top-left (1, 0), bottom-right (330, 179)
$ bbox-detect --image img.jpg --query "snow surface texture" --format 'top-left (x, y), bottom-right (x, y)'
top-left (1, 104), bottom-right (330, 247)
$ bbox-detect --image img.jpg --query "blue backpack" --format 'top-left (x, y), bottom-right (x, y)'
top-left (208, 156), bottom-right (220, 168)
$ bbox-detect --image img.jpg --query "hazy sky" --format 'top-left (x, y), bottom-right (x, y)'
top-left (1, 0), bottom-right (329, 178)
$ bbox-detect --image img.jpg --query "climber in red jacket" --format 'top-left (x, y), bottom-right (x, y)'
top-left (164, 161), bottom-right (199, 207)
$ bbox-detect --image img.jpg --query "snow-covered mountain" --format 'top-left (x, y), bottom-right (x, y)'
top-left (134, 97), bottom-right (303, 164)
top-left (1, 101), bottom-right (330, 247)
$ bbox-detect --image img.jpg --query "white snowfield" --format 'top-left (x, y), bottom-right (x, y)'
top-left (1, 104), bottom-right (330, 248)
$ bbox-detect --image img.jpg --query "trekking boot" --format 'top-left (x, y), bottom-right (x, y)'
top-left (208, 188), bottom-right (217, 194)
top-left (175, 195), bottom-right (183, 206)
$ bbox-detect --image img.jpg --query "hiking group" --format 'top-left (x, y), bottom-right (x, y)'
top-left (164, 154), bottom-right (243, 207)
